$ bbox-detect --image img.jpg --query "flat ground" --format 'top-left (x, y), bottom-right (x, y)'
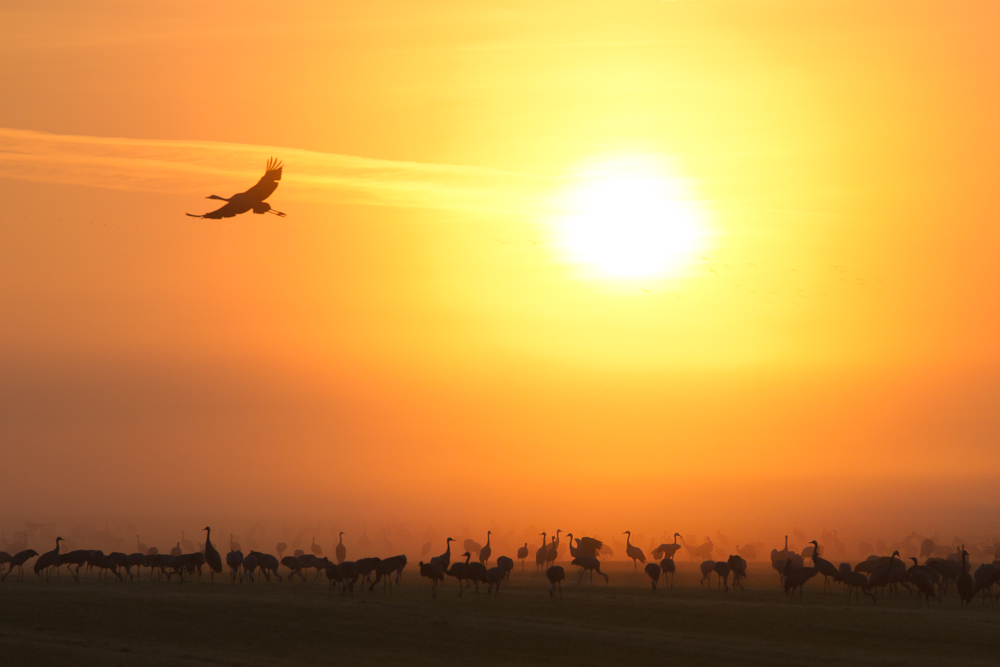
top-left (0, 562), bottom-right (997, 666)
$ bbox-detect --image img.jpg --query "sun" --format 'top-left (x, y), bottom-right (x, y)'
top-left (555, 155), bottom-right (705, 279)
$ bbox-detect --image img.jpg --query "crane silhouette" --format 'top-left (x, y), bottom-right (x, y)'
top-left (479, 531), bottom-right (492, 566)
top-left (517, 542), bottom-right (529, 569)
top-left (623, 531), bottom-right (646, 571)
top-left (186, 158), bottom-right (286, 219)
top-left (336, 532), bottom-right (346, 563)
top-left (203, 527), bottom-right (222, 582)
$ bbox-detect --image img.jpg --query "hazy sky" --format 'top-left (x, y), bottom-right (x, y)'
top-left (1, 1), bottom-right (998, 545)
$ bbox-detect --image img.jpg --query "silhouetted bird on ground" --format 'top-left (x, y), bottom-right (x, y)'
top-left (623, 531), bottom-right (646, 571)
top-left (571, 556), bottom-right (609, 585)
top-left (200, 527), bottom-right (222, 582)
top-left (645, 563), bottom-right (661, 593)
top-left (547, 565), bottom-right (565, 598)
top-left (187, 158), bottom-right (286, 219)
top-left (336, 532), bottom-right (346, 563)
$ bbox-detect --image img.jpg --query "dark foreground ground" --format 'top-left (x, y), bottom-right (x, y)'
top-left (1, 562), bottom-right (997, 666)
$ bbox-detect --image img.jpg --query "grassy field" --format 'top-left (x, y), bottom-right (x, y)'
top-left (1, 562), bottom-right (997, 666)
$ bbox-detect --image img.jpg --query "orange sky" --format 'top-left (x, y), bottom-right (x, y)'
top-left (1, 1), bottom-right (999, 549)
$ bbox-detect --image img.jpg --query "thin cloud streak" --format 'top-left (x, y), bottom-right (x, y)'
top-left (0, 127), bottom-right (550, 216)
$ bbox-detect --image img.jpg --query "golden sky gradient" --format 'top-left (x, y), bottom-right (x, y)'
top-left (1, 1), bottom-right (999, 546)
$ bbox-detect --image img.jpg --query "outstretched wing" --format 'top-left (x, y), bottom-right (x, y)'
top-left (577, 537), bottom-right (603, 558)
top-left (186, 201), bottom-right (242, 219)
top-left (242, 157), bottom-right (283, 202)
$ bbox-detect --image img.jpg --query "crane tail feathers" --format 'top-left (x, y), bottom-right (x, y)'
top-left (185, 213), bottom-right (205, 218)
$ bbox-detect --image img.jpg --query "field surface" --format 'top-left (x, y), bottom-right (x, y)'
top-left (1, 562), bottom-right (997, 666)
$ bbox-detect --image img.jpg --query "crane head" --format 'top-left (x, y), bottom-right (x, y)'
top-left (446, 537), bottom-right (454, 543)
top-left (623, 530), bottom-right (630, 535)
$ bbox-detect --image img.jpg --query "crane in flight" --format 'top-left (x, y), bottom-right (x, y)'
top-left (187, 158), bottom-right (286, 219)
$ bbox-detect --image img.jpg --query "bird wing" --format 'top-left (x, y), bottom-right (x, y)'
top-left (577, 537), bottom-right (603, 556)
top-left (187, 201), bottom-right (242, 219)
top-left (242, 157), bottom-right (283, 202)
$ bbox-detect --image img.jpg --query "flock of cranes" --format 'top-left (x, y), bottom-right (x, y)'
top-left (3, 527), bottom-right (998, 608)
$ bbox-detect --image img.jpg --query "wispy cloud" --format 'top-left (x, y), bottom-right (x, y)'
top-left (0, 127), bottom-right (549, 216)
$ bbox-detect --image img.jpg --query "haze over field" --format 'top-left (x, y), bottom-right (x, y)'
top-left (1, 1), bottom-right (998, 543)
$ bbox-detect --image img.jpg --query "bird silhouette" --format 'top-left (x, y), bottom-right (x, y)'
top-left (641, 288), bottom-right (652, 294)
top-left (528, 240), bottom-right (545, 245)
top-left (187, 158), bottom-right (285, 219)
top-left (623, 531), bottom-right (646, 571)
top-left (336, 532), bottom-right (346, 563)
top-left (203, 527), bottom-right (222, 582)
top-left (517, 542), bottom-right (529, 570)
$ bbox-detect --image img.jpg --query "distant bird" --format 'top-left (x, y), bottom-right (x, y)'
top-left (336, 532), bottom-right (346, 563)
top-left (418, 560), bottom-right (445, 598)
top-left (479, 531), bottom-right (492, 567)
top-left (957, 548), bottom-right (974, 606)
top-left (517, 542), bottom-right (529, 569)
top-left (181, 531), bottom-right (196, 553)
top-left (34, 536), bottom-right (63, 581)
top-left (547, 565), bottom-right (565, 598)
top-left (713, 560), bottom-right (732, 592)
top-left (227, 550), bottom-right (243, 583)
top-left (496, 556), bottom-right (514, 585)
top-left (203, 527), bottom-right (222, 582)
top-left (486, 566), bottom-right (505, 596)
top-left (230, 534), bottom-right (241, 553)
top-left (136, 535), bottom-right (147, 554)
top-left (528, 240), bottom-right (545, 246)
top-left (494, 238), bottom-right (512, 245)
top-left (660, 558), bottom-right (676, 588)
top-left (788, 268), bottom-right (800, 275)
top-left (700, 560), bottom-right (716, 586)
top-left (545, 530), bottom-right (562, 566)
top-left (838, 570), bottom-right (876, 604)
top-left (3, 549), bottom-right (39, 581)
top-left (808, 541), bottom-right (840, 592)
top-left (170, 542), bottom-right (182, 558)
top-left (535, 532), bottom-right (548, 571)
top-left (644, 563), bottom-right (661, 593)
top-left (241, 554), bottom-right (259, 584)
top-left (186, 158), bottom-right (286, 219)
top-left (746, 262), bottom-right (757, 268)
top-left (623, 531), bottom-right (646, 571)
top-left (652, 533), bottom-right (682, 561)
top-left (722, 263), bottom-right (735, 269)
top-left (708, 268), bottom-right (719, 277)
top-left (446, 552), bottom-right (472, 596)
top-left (571, 556), bottom-right (608, 585)
top-left (727, 554), bottom-right (747, 589)
top-left (276, 542), bottom-right (288, 559)
top-left (430, 537), bottom-right (454, 569)
top-left (783, 559), bottom-right (818, 602)
top-left (311, 537), bottom-right (323, 557)
top-left (641, 288), bottom-right (652, 294)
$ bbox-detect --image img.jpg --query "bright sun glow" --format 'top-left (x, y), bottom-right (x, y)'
top-left (556, 156), bottom-right (705, 279)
